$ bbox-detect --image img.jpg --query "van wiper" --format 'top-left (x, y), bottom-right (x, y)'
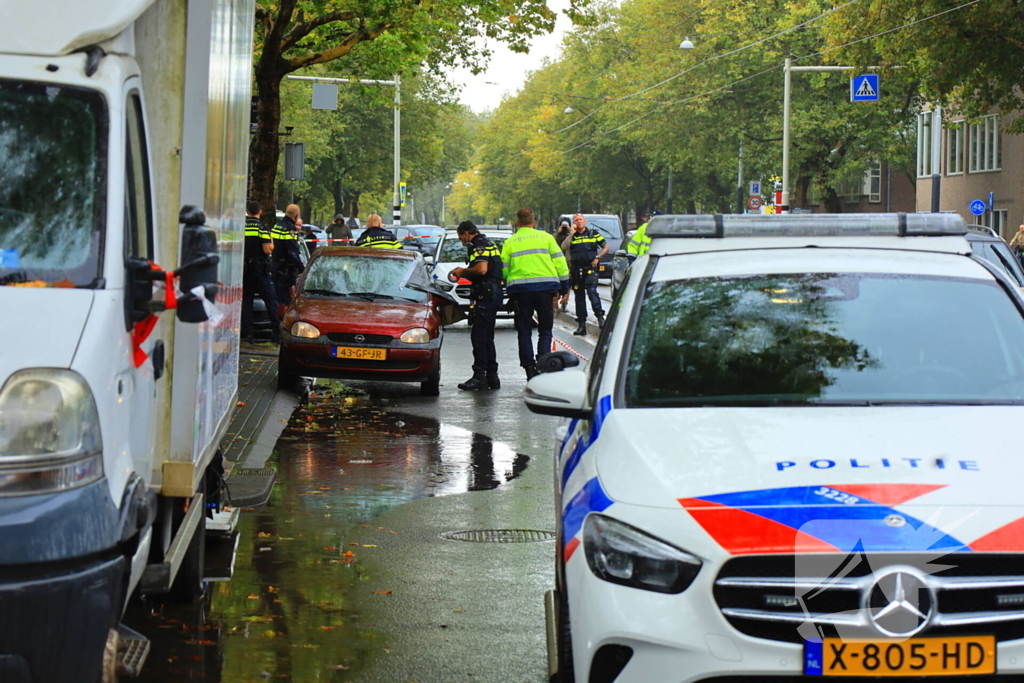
top-left (303, 288), bottom-right (348, 297)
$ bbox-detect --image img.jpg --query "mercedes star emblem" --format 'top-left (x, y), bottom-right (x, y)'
top-left (355, 334), bottom-right (365, 343)
top-left (867, 567), bottom-right (934, 637)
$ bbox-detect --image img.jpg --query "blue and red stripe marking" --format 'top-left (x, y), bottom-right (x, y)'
top-left (679, 484), bottom-right (972, 554)
top-left (559, 396), bottom-right (613, 562)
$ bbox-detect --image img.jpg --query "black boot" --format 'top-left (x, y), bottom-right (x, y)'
top-left (458, 371), bottom-right (488, 391)
top-left (596, 313), bottom-right (606, 329)
top-left (573, 323), bottom-right (587, 335)
top-left (486, 372), bottom-right (501, 389)
top-left (525, 364), bottom-right (539, 380)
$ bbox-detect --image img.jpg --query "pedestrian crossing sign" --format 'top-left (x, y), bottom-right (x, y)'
top-left (850, 74), bottom-right (879, 102)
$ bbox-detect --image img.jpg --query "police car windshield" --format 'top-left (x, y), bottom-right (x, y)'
top-left (0, 80), bottom-right (106, 287)
top-left (626, 273), bottom-right (1024, 407)
top-left (301, 254), bottom-right (427, 302)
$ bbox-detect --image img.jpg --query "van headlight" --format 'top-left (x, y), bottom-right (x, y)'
top-left (583, 514), bottom-right (701, 594)
top-left (400, 328), bottom-right (430, 344)
top-left (291, 321), bottom-right (321, 338)
top-left (0, 369), bottom-right (103, 495)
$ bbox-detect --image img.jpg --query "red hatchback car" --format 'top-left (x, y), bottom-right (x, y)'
top-left (278, 247), bottom-right (447, 395)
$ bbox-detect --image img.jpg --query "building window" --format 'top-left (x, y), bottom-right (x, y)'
top-left (917, 112), bottom-right (933, 177)
top-left (969, 115), bottom-right (1001, 173)
top-left (866, 163), bottom-right (881, 203)
top-left (983, 209), bottom-right (1007, 234)
top-left (945, 124), bottom-right (963, 175)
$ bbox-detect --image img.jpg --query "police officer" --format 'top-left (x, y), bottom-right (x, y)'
top-left (241, 201), bottom-right (280, 343)
top-left (355, 214), bottom-right (402, 248)
top-left (626, 209), bottom-right (660, 261)
top-left (450, 221), bottom-right (503, 391)
top-left (272, 204), bottom-right (305, 307)
top-left (562, 213), bottom-right (608, 334)
top-left (501, 208), bottom-right (570, 379)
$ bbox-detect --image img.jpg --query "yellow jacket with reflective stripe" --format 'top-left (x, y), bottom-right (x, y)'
top-left (356, 228), bottom-right (402, 249)
top-left (627, 222), bottom-right (651, 257)
top-left (501, 227), bottom-right (569, 293)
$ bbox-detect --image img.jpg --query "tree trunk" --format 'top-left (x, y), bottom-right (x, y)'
top-left (330, 179), bottom-right (344, 217)
top-left (823, 187), bottom-right (844, 213)
top-left (249, 71), bottom-right (284, 220)
top-left (795, 176), bottom-right (811, 209)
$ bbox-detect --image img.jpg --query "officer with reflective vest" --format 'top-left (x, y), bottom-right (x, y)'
top-left (561, 213), bottom-right (608, 334)
top-left (450, 221), bottom-right (504, 391)
top-left (241, 200), bottom-right (280, 343)
top-left (501, 208), bottom-right (570, 380)
top-left (272, 203), bottom-right (305, 308)
top-left (355, 213), bottom-right (402, 248)
top-left (626, 209), bottom-right (661, 261)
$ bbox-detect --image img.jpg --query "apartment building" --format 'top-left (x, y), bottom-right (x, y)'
top-left (916, 111), bottom-right (1021, 239)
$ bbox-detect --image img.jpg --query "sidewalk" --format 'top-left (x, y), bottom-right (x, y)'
top-left (220, 344), bottom-right (302, 507)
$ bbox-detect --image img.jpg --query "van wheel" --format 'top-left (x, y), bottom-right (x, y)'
top-left (166, 497), bottom-right (206, 603)
top-left (420, 359), bottom-right (441, 396)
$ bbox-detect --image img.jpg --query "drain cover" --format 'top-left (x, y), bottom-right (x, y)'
top-left (440, 529), bottom-right (556, 543)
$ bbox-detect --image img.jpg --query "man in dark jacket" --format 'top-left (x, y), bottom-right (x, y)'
top-left (241, 201), bottom-right (280, 343)
top-left (272, 204), bottom-right (305, 308)
top-left (328, 214), bottom-right (353, 244)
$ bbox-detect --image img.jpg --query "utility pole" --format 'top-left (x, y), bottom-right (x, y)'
top-left (737, 140), bottom-right (744, 214)
top-left (667, 169), bottom-right (674, 213)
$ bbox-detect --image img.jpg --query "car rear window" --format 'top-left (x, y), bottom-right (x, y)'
top-left (625, 273), bottom-right (1024, 407)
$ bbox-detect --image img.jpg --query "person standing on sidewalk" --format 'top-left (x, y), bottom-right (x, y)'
top-left (272, 204), bottom-right (305, 309)
top-left (451, 221), bottom-right (503, 390)
top-left (241, 201), bottom-right (280, 343)
top-left (501, 208), bottom-right (570, 379)
top-left (554, 218), bottom-right (572, 313)
top-left (562, 213), bottom-right (608, 334)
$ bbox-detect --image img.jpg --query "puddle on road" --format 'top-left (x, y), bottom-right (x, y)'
top-left (128, 386), bottom-right (529, 682)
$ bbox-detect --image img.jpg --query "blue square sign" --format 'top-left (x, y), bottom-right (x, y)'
top-left (850, 74), bottom-right (879, 102)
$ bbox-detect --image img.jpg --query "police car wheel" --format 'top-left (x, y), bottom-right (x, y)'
top-left (553, 589), bottom-right (575, 683)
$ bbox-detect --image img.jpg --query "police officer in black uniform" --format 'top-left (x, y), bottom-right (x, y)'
top-left (562, 213), bottom-right (609, 334)
top-left (354, 213), bottom-right (402, 248)
top-left (451, 221), bottom-right (503, 390)
top-left (241, 200), bottom-right (281, 343)
top-left (272, 204), bottom-right (305, 307)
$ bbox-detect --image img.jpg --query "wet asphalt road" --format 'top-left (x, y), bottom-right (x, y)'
top-left (129, 317), bottom-right (597, 683)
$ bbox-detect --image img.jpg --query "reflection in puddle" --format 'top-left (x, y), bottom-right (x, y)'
top-left (128, 389), bottom-right (528, 682)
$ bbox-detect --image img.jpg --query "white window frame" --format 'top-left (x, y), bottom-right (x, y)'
top-left (969, 115), bottom-right (1001, 173)
top-left (945, 123), bottom-right (963, 175)
top-left (984, 209), bottom-right (1008, 234)
top-left (865, 163), bottom-right (881, 203)
top-left (917, 111), bottom-right (933, 178)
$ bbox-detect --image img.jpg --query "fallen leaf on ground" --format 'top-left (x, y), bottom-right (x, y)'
top-left (317, 626), bottom-right (333, 631)
top-left (362, 544), bottom-right (379, 548)
top-left (324, 546), bottom-right (335, 551)
top-left (342, 551), bottom-right (355, 557)
top-left (246, 594), bottom-right (259, 599)
top-left (348, 542), bottom-right (359, 546)
top-left (327, 664), bottom-right (349, 670)
top-left (236, 401), bottom-right (247, 406)
top-left (257, 532), bottom-right (272, 538)
top-left (453, 609), bottom-right (465, 613)
top-left (373, 590), bottom-right (393, 595)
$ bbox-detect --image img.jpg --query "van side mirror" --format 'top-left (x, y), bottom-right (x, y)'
top-left (176, 205), bottom-right (220, 323)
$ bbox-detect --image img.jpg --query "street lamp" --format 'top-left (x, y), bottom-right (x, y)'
top-left (679, 37), bottom-right (694, 50)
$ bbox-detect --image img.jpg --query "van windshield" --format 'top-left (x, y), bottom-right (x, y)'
top-left (587, 217), bottom-right (622, 240)
top-left (0, 80), bottom-right (107, 287)
top-left (626, 273), bottom-right (1024, 407)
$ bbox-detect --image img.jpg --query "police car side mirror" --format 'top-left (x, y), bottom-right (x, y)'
top-left (523, 370), bottom-right (590, 419)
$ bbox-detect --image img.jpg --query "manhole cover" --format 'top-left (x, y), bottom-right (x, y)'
top-left (440, 529), bottom-right (556, 543)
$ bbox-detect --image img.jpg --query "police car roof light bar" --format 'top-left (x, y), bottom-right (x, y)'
top-left (645, 213), bottom-right (968, 239)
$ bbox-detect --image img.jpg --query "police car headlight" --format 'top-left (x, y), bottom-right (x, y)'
top-left (0, 369), bottom-right (103, 495)
top-left (583, 514), bottom-right (701, 594)
top-left (291, 321), bottom-right (321, 339)
top-left (400, 328), bottom-right (430, 344)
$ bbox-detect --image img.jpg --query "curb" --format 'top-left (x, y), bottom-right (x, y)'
top-left (555, 308), bottom-right (602, 338)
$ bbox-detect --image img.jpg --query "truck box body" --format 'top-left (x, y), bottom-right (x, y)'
top-left (0, 0), bottom-right (252, 679)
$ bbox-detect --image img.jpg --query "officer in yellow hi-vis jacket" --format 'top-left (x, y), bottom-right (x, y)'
top-left (501, 208), bottom-right (570, 379)
top-left (626, 209), bottom-right (661, 261)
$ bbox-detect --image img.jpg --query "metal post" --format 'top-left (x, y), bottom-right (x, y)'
top-left (393, 74), bottom-right (401, 227)
top-left (930, 106), bottom-right (942, 213)
top-left (781, 57), bottom-right (792, 214)
top-left (441, 192), bottom-right (446, 228)
top-left (667, 168), bottom-right (674, 213)
top-left (737, 140), bottom-right (744, 213)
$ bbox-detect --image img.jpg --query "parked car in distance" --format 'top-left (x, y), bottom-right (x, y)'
top-left (431, 229), bottom-right (513, 321)
top-left (404, 225), bottom-right (446, 256)
top-left (278, 247), bottom-right (445, 395)
top-left (557, 213), bottom-right (623, 279)
top-left (965, 224), bottom-right (1024, 290)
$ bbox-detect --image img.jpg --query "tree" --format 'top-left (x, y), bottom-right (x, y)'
top-left (249, 0), bottom-right (581, 217)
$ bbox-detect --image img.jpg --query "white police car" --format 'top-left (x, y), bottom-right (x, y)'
top-left (525, 213), bottom-right (1024, 682)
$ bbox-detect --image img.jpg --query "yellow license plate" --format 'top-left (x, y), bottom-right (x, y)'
top-left (332, 346), bottom-right (386, 361)
top-left (806, 636), bottom-right (995, 676)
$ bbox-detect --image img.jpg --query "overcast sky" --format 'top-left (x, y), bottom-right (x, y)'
top-left (449, 0), bottom-right (573, 113)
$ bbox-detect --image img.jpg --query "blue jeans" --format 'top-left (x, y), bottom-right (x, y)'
top-left (512, 289), bottom-right (557, 368)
